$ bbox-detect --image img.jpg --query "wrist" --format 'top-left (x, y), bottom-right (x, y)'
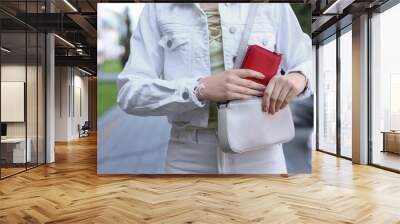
top-left (287, 72), bottom-right (307, 94)
top-left (194, 78), bottom-right (206, 101)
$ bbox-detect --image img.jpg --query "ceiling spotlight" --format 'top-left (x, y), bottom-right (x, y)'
top-left (63, 0), bottom-right (78, 12)
top-left (76, 48), bottom-right (85, 55)
top-left (1, 47), bottom-right (11, 53)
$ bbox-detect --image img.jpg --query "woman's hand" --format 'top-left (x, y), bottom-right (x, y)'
top-left (262, 72), bottom-right (306, 114)
top-left (198, 69), bottom-right (266, 102)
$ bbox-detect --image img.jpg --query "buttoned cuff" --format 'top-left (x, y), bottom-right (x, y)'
top-left (177, 78), bottom-right (206, 108)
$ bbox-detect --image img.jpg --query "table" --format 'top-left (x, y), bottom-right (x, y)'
top-left (1, 138), bottom-right (31, 163)
top-left (381, 131), bottom-right (400, 154)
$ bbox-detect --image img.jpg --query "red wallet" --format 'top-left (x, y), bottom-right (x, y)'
top-left (240, 45), bottom-right (282, 86)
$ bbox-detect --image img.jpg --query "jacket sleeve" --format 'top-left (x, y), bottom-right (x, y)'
top-left (117, 4), bottom-right (205, 116)
top-left (276, 4), bottom-right (313, 99)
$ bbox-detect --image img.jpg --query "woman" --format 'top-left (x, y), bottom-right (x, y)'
top-left (118, 3), bottom-right (312, 174)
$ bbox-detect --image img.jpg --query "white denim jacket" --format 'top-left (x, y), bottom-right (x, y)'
top-left (118, 3), bottom-right (312, 127)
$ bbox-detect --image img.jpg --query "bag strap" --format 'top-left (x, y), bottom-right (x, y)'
top-left (233, 4), bottom-right (259, 69)
top-left (218, 4), bottom-right (259, 108)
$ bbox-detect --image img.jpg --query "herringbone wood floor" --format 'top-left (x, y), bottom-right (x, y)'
top-left (1, 134), bottom-right (400, 224)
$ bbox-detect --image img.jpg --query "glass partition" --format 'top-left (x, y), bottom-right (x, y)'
top-left (0, 1), bottom-right (46, 179)
top-left (339, 29), bottom-right (352, 158)
top-left (370, 4), bottom-right (400, 171)
top-left (27, 31), bottom-right (38, 169)
top-left (1, 31), bottom-right (28, 177)
top-left (317, 37), bottom-right (337, 155)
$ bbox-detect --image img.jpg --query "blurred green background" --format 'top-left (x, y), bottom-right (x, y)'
top-left (97, 82), bottom-right (118, 117)
top-left (291, 3), bottom-right (311, 35)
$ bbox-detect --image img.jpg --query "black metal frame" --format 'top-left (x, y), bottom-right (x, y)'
top-left (25, 3), bottom-right (28, 171)
top-left (0, 0), bottom-right (47, 180)
top-left (44, 0), bottom-right (47, 166)
top-left (36, 1), bottom-right (39, 168)
top-left (336, 25), bottom-right (341, 158)
top-left (315, 44), bottom-right (319, 151)
top-left (367, 10), bottom-right (373, 166)
top-left (0, 19), bottom-right (2, 179)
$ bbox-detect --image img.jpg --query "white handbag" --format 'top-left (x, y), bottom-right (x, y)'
top-left (217, 5), bottom-right (295, 153)
top-left (218, 98), bottom-right (295, 153)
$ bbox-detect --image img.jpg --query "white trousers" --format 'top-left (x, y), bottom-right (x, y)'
top-left (165, 126), bottom-right (287, 174)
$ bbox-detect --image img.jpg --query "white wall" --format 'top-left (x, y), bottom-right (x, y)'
top-left (55, 67), bottom-right (69, 141)
top-left (55, 67), bottom-right (89, 141)
top-left (1, 65), bottom-right (40, 138)
top-left (71, 73), bottom-right (89, 138)
top-left (1, 66), bottom-right (26, 136)
top-left (1, 64), bottom-right (46, 164)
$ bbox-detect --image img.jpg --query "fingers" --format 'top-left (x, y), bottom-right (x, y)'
top-left (280, 88), bottom-right (297, 109)
top-left (234, 78), bottom-right (266, 91)
top-left (227, 84), bottom-right (264, 97)
top-left (262, 76), bottom-right (277, 112)
top-left (233, 69), bottom-right (265, 79)
top-left (275, 85), bottom-right (291, 112)
top-left (268, 81), bottom-right (283, 114)
top-left (224, 71), bottom-right (265, 101)
top-left (262, 75), bottom-right (300, 114)
top-left (225, 70), bottom-right (300, 106)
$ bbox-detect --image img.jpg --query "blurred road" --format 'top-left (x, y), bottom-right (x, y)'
top-left (97, 106), bottom-right (171, 174)
top-left (98, 72), bottom-right (118, 82)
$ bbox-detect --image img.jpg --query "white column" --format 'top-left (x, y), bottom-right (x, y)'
top-left (46, 33), bottom-right (55, 163)
top-left (352, 14), bottom-right (369, 164)
top-left (45, 1), bottom-right (55, 163)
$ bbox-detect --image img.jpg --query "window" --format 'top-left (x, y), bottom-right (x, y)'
top-left (317, 37), bottom-right (337, 154)
top-left (340, 29), bottom-right (352, 158)
top-left (370, 3), bottom-right (400, 171)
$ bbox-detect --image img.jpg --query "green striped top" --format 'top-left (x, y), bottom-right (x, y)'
top-left (205, 8), bottom-right (224, 129)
